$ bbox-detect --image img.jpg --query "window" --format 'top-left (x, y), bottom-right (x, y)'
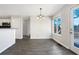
top-left (58, 18), bottom-right (61, 34)
top-left (54, 18), bottom-right (57, 33)
top-left (54, 17), bottom-right (62, 34)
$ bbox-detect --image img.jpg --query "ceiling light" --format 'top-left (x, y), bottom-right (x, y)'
top-left (37, 8), bottom-right (44, 19)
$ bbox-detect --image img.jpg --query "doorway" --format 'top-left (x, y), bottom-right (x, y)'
top-left (70, 6), bottom-right (79, 54)
top-left (73, 8), bottom-right (79, 48)
top-left (23, 17), bottom-right (30, 39)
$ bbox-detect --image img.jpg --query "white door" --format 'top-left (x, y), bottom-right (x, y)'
top-left (70, 6), bottom-right (79, 54)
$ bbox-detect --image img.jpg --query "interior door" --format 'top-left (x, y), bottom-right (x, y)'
top-left (70, 6), bottom-right (79, 54)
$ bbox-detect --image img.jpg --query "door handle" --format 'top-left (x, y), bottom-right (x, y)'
top-left (70, 31), bottom-right (72, 34)
top-left (70, 28), bottom-right (73, 34)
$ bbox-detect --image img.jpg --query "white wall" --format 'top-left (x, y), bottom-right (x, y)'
top-left (23, 17), bottom-right (30, 36)
top-left (52, 5), bottom-right (79, 54)
top-left (11, 16), bottom-right (23, 39)
top-left (52, 5), bottom-right (72, 49)
top-left (30, 16), bottom-right (51, 39)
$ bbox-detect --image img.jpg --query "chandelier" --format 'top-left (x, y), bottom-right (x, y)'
top-left (37, 8), bottom-right (44, 19)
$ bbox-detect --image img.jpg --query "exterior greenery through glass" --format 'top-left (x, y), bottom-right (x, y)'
top-left (54, 17), bottom-right (61, 34)
top-left (73, 8), bottom-right (79, 48)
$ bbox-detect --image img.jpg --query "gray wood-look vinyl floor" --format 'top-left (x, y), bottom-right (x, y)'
top-left (0, 39), bottom-right (76, 55)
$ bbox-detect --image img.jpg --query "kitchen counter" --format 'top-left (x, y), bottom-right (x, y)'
top-left (0, 29), bottom-right (16, 53)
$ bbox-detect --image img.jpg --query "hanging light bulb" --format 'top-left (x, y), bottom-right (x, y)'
top-left (36, 16), bottom-right (40, 19)
top-left (36, 8), bottom-right (44, 20)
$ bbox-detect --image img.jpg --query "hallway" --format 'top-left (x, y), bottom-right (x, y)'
top-left (0, 39), bottom-right (76, 55)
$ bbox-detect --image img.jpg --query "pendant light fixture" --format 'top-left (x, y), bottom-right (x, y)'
top-left (37, 8), bottom-right (44, 19)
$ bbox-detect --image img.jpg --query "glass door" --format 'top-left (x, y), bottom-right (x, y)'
top-left (70, 6), bottom-right (79, 54)
top-left (73, 7), bottom-right (79, 48)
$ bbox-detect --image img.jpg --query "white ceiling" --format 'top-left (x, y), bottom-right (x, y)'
top-left (0, 4), bottom-right (66, 16)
